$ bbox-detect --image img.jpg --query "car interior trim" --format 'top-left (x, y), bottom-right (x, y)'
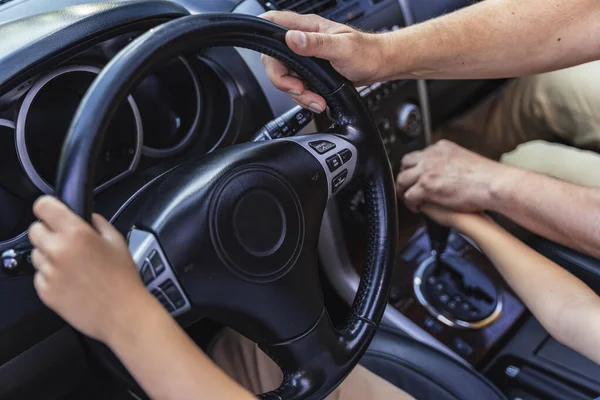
top-left (141, 56), bottom-right (202, 158)
top-left (0, 118), bottom-right (30, 247)
top-left (413, 255), bottom-right (504, 330)
top-left (318, 201), bottom-right (469, 366)
top-left (15, 64), bottom-right (144, 195)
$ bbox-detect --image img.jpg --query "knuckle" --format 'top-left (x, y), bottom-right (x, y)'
top-left (314, 34), bottom-right (325, 48)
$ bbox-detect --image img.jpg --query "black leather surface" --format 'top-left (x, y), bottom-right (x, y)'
top-left (55, 13), bottom-right (398, 400)
top-left (0, 0), bottom-right (189, 94)
top-left (362, 328), bottom-right (507, 400)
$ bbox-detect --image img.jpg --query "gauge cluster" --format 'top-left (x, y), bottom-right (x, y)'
top-left (0, 33), bottom-right (271, 251)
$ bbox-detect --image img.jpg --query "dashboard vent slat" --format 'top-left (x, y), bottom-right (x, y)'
top-left (267, 0), bottom-right (338, 15)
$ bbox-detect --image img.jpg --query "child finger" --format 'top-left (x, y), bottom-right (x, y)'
top-left (28, 221), bottom-right (56, 252)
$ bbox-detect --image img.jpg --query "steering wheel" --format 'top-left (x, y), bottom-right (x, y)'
top-left (56, 13), bottom-right (397, 400)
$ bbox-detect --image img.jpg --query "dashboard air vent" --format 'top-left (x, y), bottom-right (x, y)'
top-left (265, 0), bottom-right (338, 15)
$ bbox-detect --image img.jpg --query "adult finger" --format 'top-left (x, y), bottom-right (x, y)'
top-left (260, 11), bottom-right (325, 33)
top-left (403, 184), bottom-right (426, 213)
top-left (261, 55), bottom-right (306, 95)
top-left (400, 150), bottom-right (424, 170)
top-left (285, 30), bottom-right (349, 62)
top-left (290, 92), bottom-right (326, 114)
top-left (396, 165), bottom-right (421, 195)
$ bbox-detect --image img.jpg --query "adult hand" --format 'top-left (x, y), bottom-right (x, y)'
top-left (397, 140), bottom-right (508, 213)
top-left (260, 11), bottom-right (388, 112)
top-left (28, 196), bottom-right (149, 343)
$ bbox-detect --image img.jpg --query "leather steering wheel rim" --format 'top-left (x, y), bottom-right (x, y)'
top-left (56, 13), bottom-right (398, 400)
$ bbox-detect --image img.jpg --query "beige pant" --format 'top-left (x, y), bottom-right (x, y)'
top-left (209, 328), bottom-right (415, 400)
top-left (439, 60), bottom-right (600, 187)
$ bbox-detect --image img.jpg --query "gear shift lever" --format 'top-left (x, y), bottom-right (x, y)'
top-left (425, 217), bottom-right (450, 258)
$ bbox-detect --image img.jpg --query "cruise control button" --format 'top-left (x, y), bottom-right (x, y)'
top-left (339, 149), bottom-right (352, 164)
top-left (326, 154), bottom-right (342, 172)
top-left (331, 169), bottom-right (349, 193)
top-left (140, 261), bottom-right (154, 285)
top-left (160, 279), bottom-right (186, 309)
top-left (149, 250), bottom-right (165, 276)
top-left (309, 140), bottom-right (336, 154)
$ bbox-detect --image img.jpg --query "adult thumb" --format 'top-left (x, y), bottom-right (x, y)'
top-left (286, 30), bottom-right (341, 60)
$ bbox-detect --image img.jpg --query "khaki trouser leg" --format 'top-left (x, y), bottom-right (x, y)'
top-left (437, 60), bottom-right (600, 160)
top-left (208, 328), bottom-right (415, 400)
top-left (501, 140), bottom-right (600, 188)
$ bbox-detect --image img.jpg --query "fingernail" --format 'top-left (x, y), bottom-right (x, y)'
top-left (289, 31), bottom-right (307, 48)
top-left (308, 103), bottom-right (323, 113)
top-left (288, 89), bottom-right (301, 96)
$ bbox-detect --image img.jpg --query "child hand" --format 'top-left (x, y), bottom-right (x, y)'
top-left (28, 196), bottom-right (148, 343)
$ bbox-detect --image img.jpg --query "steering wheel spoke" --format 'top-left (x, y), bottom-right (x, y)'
top-left (258, 310), bottom-right (347, 400)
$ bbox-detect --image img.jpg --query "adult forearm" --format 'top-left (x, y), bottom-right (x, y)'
top-left (488, 167), bottom-right (600, 259)
top-left (380, 0), bottom-right (600, 80)
top-left (459, 216), bottom-right (600, 361)
top-left (106, 293), bottom-right (253, 400)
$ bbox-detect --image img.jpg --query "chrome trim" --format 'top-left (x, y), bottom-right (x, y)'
top-left (16, 65), bottom-right (143, 195)
top-left (0, 118), bottom-right (15, 129)
top-left (142, 56), bottom-right (202, 158)
top-left (413, 255), bottom-right (504, 330)
top-left (319, 202), bottom-right (469, 366)
top-left (0, 118), bottom-right (30, 248)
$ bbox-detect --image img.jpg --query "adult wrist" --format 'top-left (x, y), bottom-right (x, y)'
top-left (486, 164), bottom-right (522, 213)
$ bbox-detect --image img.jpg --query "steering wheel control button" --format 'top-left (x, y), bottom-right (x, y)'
top-left (160, 279), bottom-right (186, 309)
top-left (152, 289), bottom-right (175, 313)
top-left (326, 154), bottom-right (342, 172)
top-left (309, 140), bottom-right (336, 154)
top-left (332, 169), bottom-right (349, 193)
top-left (339, 149), bottom-right (352, 164)
top-left (286, 134), bottom-right (359, 199)
top-left (149, 250), bottom-right (165, 276)
top-left (140, 261), bottom-right (154, 285)
top-left (128, 228), bottom-right (191, 317)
